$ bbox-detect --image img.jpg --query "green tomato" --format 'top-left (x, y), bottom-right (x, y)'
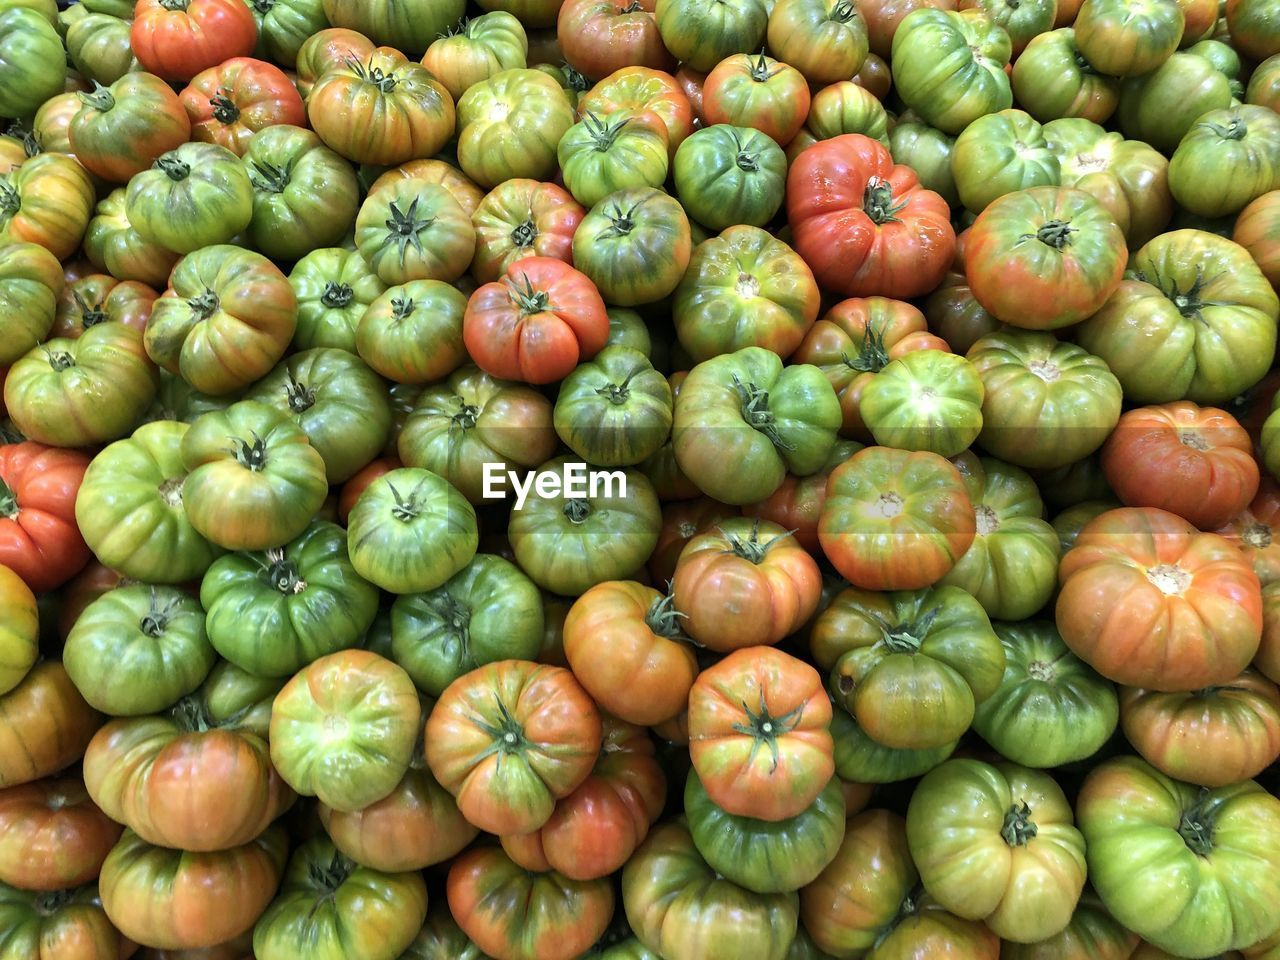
top-left (390, 553), bottom-right (544, 697)
top-left (572, 186), bottom-right (691, 306)
top-left (249, 0), bottom-right (329, 65)
top-left (243, 125), bottom-right (360, 262)
top-left (346, 466), bottom-right (479, 594)
top-left (1074, 0), bottom-right (1184, 77)
top-left (354, 179), bottom-right (475, 285)
top-left (654, 0), bottom-right (768, 70)
top-left (253, 835), bottom-right (428, 960)
top-left (289, 247), bottom-right (388, 354)
top-left (558, 112), bottom-right (671, 210)
top-left (972, 620), bottom-right (1118, 767)
top-left (952, 109), bottom-right (1060, 214)
top-left (125, 142), bottom-right (254, 255)
top-left (0, 241), bottom-right (61, 367)
top-left (1169, 105), bottom-right (1280, 218)
top-left (1116, 52), bottom-right (1232, 154)
top-left (0, 9), bottom-right (65, 119)
top-left (356, 279), bottom-right (469, 385)
top-left (246, 348), bottom-right (392, 483)
top-left (64, 585), bottom-right (215, 717)
top-left (75, 420), bottom-right (223, 583)
top-left (673, 124), bottom-right (787, 230)
top-left (0, 882), bottom-right (128, 960)
top-left (507, 457), bottom-right (661, 597)
top-left (859, 351), bottom-right (984, 457)
top-left (606, 307), bottom-right (653, 356)
top-left (65, 11), bottom-right (136, 85)
top-left (888, 120), bottom-right (960, 208)
top-left (553, 345), bottom-right (673, 467)
top-left (685, 769), bottom-right (845, 895)
top-left (673, 346), bottom-right (841, 504)
top-left (202, 520), bottom-right (380, 679)
top-left (1012, 29), bottom-right (1120, 125)
top-left (830, 705), bottom-right (958, 784)
top-left (269, 650), bottom-right (422, 812)
top-left (400, 905), bottom-right (495, 960)
top-left (456, 69), bottom-right (575, 187)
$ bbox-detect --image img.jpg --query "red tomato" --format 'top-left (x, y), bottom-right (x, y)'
top-left (557, 0), bottom-right (674, 80)
top-left (1103, 402), bottom-right (1260, 531)
top-left (130, 0), bottom-right (258, 83)
top-left (787, 133), bottom-right (955, 298)
top-left (179, 57), bottom-right (307, 156)
top-left (0, 442), bottom-right (92, 593)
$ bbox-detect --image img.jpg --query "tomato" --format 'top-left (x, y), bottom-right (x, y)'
top-left (673, 225), bottom-right (819, 362)
top-left (553, 345), bottom-right (672, 466)
top-left (472, 179), bottom-right (584, 284)
top-left (269, 650), bottom-right (420, 815)
top-left (181, 400), bottom-right (328, 552)
top-left (426, 659), bottom-right (601, 834)
top-left (53, 274), bottom-right (156, 342)
top-left (322, 0), bottom-right (464, 55)
top-left (0, 242), bottom-right (62, 367)
top-left (367, 159), bottom-right (486, 215)
top-left (463, 256), bottom-right (609, 385)
top-left (959, 0), bottom-right (1055, 51)
top-left (673, 124), bottom-right (786, 230)
top-left (0, 883), bottom-right (129, 960)
top-left (653, 0), bottom-right (768, 71)
top-left (5, 323), bottom-right (158, 449)
top-left (0, 564), bottom-right (35, 699)
top-left (130, 0), bottom-right (257, 82)
top-left (0, 153), bottom-right (95, 261)
top-left (354, 179), bottom-right (475, 286)
top-left (672, 518), bottom-right (821, 651)
top-left (1226, 0), bottom-right (1280, 61)
top-left (84, 188), bottom-right (181, 289)
top-left (1078, 755), bottom-right (1280, 957)
top-left (1057, 506), bottom-right (1262, 691)
top-left (578, 66), bottom-right (695, 157)
top-left (65, 11), bottom-right (139, 85)
top-left (448, 846), bottom-right (614, 960)
top-left (572, 187), bottom-right (691, 306)
top-left (1120, 669), bottom-right (1280, 787)
top-left (507, 458), bottom-right (660, 595)
top-left (1235, 191), bottom-right (1280, 288)
top-left (1074, 0), bottom-right (1183, 75)
top-left (790, 81), bottom-right (893, 163)
top-left (145, 245), bottom-right (295, 396)
top-left (1000, 892), bottom-right (1138, 960)
top-left (178, 57), bottom-right (305, 157)
top-left (0, 660), bottom-right (101, 789)
top-left (790, 298), bottom-right (946, 443)
top-left (1012, 29), bottom-right (1119, 124)
top-left (1170, 105), bottom-right (1280, 220)
top-left (819, 446), bottom-right (977, 591)
top-left (859, 350), bottom-right (984, 457)
top-left (319, 760), bottom-right (477, 871)
top-left (502, 717), bottom-right (665, 880)
top-left (907, 759), bottom-right (1086, 943)
top-left (742, 440), bottom-right (862, 554)
top-left (0, 8), bottom-right (66, 118)
top-left (1102, 401), bottom-right (1258, 530)
top-left (0, 442), bottom-right (93, 591)
top-left (967, 329), bottom-right (1122, 471)
top-left (1116, 52), bottom-right (1232, 156)
top-left (125, 143), bottom-right (254, 256)
top-left (247, 0), bottom-right (328, 66)
top-left (82, 663), bottom-right (287, 855)
top-left (0, 776), bottom-right (118, 896)
top-left (890, 9), bottom-right (1012, 135)
top-left (422, 11), bottom-right (528, 102)
top-left (346, 466), bottom-right (478, 594)
top-left (686, 769), bottom-right (844, 894)
top-left (1248, 54), bottom-right (1280, 112)
top-left (242, 126), bottom-right (360, 262)
top-left (563, 581), bottom-right (698, 726)
top-left (66, 73), bottom-right (190, 184)
top-left (673, 346), bottom-right (840, 505)
top-left (456, 69), bottom-right (575, 188)
top-left (397, 365), bottom-right (556, 503)
top-left (952, 110), bottom-right (1059, 214)
top-left (788, 134), bottom-right (955, 299)
top-left (1075, 230), bottom-right (1280, 405)
top-left (356, 279), bottom-right (468, 386)
top-left (622, 821), bottom-right (799, 960)
top-left (558, 0), bottom-right (672, 80)
top-left (294, 27), bottom-right (377, 96)
top-left (768, 0), bottom-right (869, 85)
top-left (702, 53), bottom-right (809, 147)
top-left (1218, 479), bottom-right (1280, 586)
top-left (688, 646), bottom-right (833, 821)
top-left (288, 248), bottom-right (387, 354)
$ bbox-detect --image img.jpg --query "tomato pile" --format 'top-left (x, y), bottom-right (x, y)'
top-left (3, 0), bottom-right (1280, 957)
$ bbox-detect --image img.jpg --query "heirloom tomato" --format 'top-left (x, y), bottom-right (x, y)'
top-left (1116, 52), bottom-right (1232, 154)
top-left (322, 0), bottom-right (463, 54)
top-left (673, 124), bottom-right (786, 230)
top-left (294, 27), bottom-right (376, 96)
top-left (1013, 29), bottom-right (1119, 124)
top-left (558, 0), bottom-right (673, 80)
top-left (829, 705), bottom-right (957, 784)
top-left (0, 565), bottom-right (35, 697)
top-left (818, 446), bottom-right (976, 591)
top-left (126, 142), bottom-right (255, 255)
top-left (179, 58), bottom-right (305, 156)
top-left (907, 759), bottom-right (1087, 943)
top-left (1000, 891), bottom-right (1138, 960)
top-left (0, 661), bottom-right (101, 789)
top-left (688, 646), bottom-right (833, 821)
top-left (146, 245), bottom-right (295, 396)
top-left (888, 119), bottom-right (960, 206)
top-left (67, 72), bottom-right (191, 183)
top-left (464, 257), bottom-right (609, 385)
top-left (959, 0), bottom-right (1055, 51)
top-left (83, 188), bottom-right (180, 288)
top-left (426, 660), bottom-right (602, 835)
top-left (923, 231), bottom-right (1003, 351)
top-left (1057, 507), bottom-right (1262, 691)
top-left (673, 225), bottom-right (819, 362)
top-left (83, 661), bottom-right (292, 852)
top-left (449, 846), bottom-right (614, 960)
top-left (1217, 479), bottom-right (1280, 586)
top-left (456, 69), bottom-right (576, 187)
top-left (0, 241), bottom-right (62, 366)
top-left (345, 466), bottom-right (478, 594)
top-left (0, 8), bottom-right (66, 118)
top-left (622, 821), bottom-right (799, 960)
top-left (553, 345), bottom-right (672, 466)
top-left (0, 883), bottom-right (129, 960)
top-left (790, 81), bottom-right (892, 163)
top-left (130, 0), bottom-right (257, 82)
top-left (397, 366), bottom-right (556, 504)
top-left (653, 0), bottom-right (768, 71)
top-left (1250, 54), bottom-right (1280, 112)
top-left (1075, 230), bottom-right (1279, 404)
top-left (672, 518), bottom-right (822, 652)
top-left (742, 440), bottom-right (861, 554)
top-left (0, 442), bottom-right (90, 594)
top-left (859, 350), bottom-right (984, 457)
top-left (703, 53), bottom-right (809, 147)
top-left (1169, 105), bottom-right (1280, 219)
top-left (422, 11), bottom-right (529, 102)
top-left (768, 0), bottom-right (869, 84)
top-left (951, 110), bottom-right (1059, 214)
top-left (1074, 0), bottom-right (1183, 75)
top-left (0, 153), bottom-right (95, 261)
top-left (578, 65), bottom-right (695, 156)
top-left (357, 280), bottom-right (468, 385)
top-left (971, 621), bottom-right (1118, 767)
top-left (0, 777), bottom-right (120, 892)
top-left (52, 274), bottom-right (156, 341)
top-left (288, 248), bottom-right (387, 354)
top-left (816, 583), bottom-right (1005, 749)
top-left (1119, 670), bottom-right (1280, 786)
top-left (572, 187), bottom-right (690, 306)
top-left (68, 10), bottom-right (140, 86)
top-left (270, 650), bottom-right (420, 812)
top-left (1234, 190), bottom-right (1280, 288)
top-left (1227, 0), bottom-right (1280, 60)
top-left (355, 180), bottom-right (475, 286)
top-left (788, 134), bottom-right (955, 299)
top-left (1077, 755), bottom-right (1280, 957)
top-left (471, 179), bottom-right (583, 284)
top-left (248, 0), bottom-right (328, 66)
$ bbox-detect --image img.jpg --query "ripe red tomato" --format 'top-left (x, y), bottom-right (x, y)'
top-left (179, 57), bottom-right (307, 156)
top-left (130, 0), bottom-right (258, 83)
top-left (0, 442), bottom-right (91, 594)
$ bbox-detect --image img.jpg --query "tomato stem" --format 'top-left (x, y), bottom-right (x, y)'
top-left (563, 498), bottom-right (592, 523)
top-left (843, 321), bottom-right (890, 373)
top-left (188, 290), bottom-right (220, 322)
top-left (472, 695), bottom-right (530, 759)
top-left (47, 350), bottom-right (76, 372)
top-left (510, 274), bottom-right (552, 316)
top-left (873, 605), bottom-right (941, 653)
top-left (229, 433), bottom-right (270, 472)
top-left (320, 281), bottom-right (353, 309)
top-left (265, 549), bottom-right (308, 594)
top-left (509, 218), bottom-right (539, 249)
top-left (731, 374), bottom-right (795, 451)
top-left (748, 50), bottom-right (781, 83)
top-left (1034, 219), bottom-right (1076, 249)
top-left (1178, 791), bottom-right (1216, 856)
top-left (1000, 800), bottom-right (1039, 846)
top-left (34, 889), bottom-right (76, 916)
top-left (72, 290), bottom-right (108, 330)
top-left (155, 154), bottom-right (191, 182)
top-left (579, 111), bottom-right (631, 152)
top-left (729, 688), bottom-right (806, 773)
top-left (79, 82), bottom-right (116, 113)
top-left (248, 159), bottom-right (292, 194)
top-left (872, 884), bottom-right (925, 950)
top-left (209, 90), bottom-right (241, 125)
top-left (309, 851), bottom-right (355, 894)
top-left (1204, 117), bottom-right (1248, 141)
top-left (284, 373), bottom-right (316, 414)
top-left (450, 402), bottom-right (479, 432)
top-left (385, 481), bottom-right (421, 522)
top-left (717, 519), bottom-right (797, 564)
top-left (645, 593), bottom-right (688, 639)
top-left (0, 476), bottom-right (18, 520)
top-left (863, 177), bottom-right (907, 225)
top-left (830, 0), bottom-right (857, 21)
top-left (347, 58), bottom-right (399, 93)
top-left (139, 587), bottom-right (180, 638)
top-left (595, 364), bottom-right (643, 405)
top-left (0, 181), bottom-right (20, 218)
top-left (379, 198), bottom-right (436, 264)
